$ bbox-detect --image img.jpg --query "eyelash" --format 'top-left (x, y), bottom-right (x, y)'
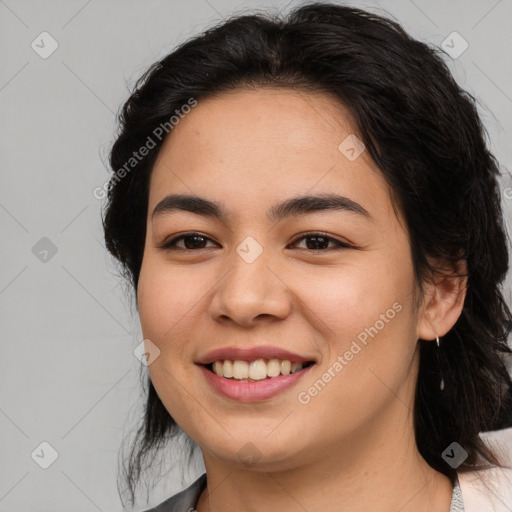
top-left (156, 231), bottom-right (352, 252)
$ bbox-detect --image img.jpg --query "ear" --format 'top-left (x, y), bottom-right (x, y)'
top-left (416, 258), bottom-right (468, 340)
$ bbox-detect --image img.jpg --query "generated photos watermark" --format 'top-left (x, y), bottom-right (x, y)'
top-left (297, 301), bottom-right (403, 405)
top-left (93, 97), bottom-right (198, 200)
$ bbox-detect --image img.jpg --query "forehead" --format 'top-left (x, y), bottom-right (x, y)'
top-left (156, 86), bottom-right (358, 158)
top-left (148, 87), bottom-right (395, 223)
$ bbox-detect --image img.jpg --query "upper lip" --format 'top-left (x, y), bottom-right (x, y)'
top-left (196, 345), bottom-right (316, 365)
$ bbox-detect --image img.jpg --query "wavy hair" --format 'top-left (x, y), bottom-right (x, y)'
top-left (102, 2), bottom-right (512, 506)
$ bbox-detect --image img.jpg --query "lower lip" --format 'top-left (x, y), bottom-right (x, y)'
top-left (198, 364), bottom-right (314, 402)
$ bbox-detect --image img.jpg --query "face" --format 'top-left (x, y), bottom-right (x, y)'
top-left (137, 87), bottom-right (425, 472)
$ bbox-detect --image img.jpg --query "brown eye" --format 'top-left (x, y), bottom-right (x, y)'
top-left (157, 232), bottom-right (218, 250)
top-left (290, 233), bottom-right (351, 251)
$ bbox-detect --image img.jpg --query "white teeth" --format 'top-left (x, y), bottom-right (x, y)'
top-left (233, 360), bottom-right (249, 379)
top-left (210, 359), bottom-right (305, 380)
top-left (267, 359), bottom-right (281, 377)
top-left (213, 361), bottom-right (224, 377)
top-left (223, 360), bottom-right (234, 378)
top-left (249, 359), bottom-right (267, 380)
top-left (281, 360), bottom-right (291, 375)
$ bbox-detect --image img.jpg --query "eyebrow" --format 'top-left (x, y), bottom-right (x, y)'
top-left (152, 193), bottom-right (372, 222)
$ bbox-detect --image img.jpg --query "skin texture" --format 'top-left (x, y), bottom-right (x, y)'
top-left (137, 87), bottom-right (467, 512)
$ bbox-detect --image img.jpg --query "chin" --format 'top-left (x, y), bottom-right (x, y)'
top-left (200, 432), bottom-right (307, 471)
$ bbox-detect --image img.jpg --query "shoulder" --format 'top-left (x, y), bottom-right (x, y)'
top-left (458, 427), bottom-right (512, 512)
top-left (141, 473), bottom-right (207, 512)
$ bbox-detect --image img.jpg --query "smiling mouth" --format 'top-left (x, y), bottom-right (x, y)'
top-left (205, 359), bottom-right (316, 382)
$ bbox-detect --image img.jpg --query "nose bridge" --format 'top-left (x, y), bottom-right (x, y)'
top-left (209, 238), bottom-right (291, 324)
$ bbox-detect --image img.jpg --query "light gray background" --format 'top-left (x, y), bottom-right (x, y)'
top-left (1, 0), bottom-right (512, 511)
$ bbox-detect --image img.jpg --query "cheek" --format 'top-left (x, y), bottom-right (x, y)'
top-left (293, 257), bottom-right (412, 341)
top-left (137, 258), bottom-right (208, 343)
top-left (300, 268), bottom-right (376, 332)
top-left (294, 254), bottom-right (417, 397)
top-left (137, 260), bottom-right (208, 425)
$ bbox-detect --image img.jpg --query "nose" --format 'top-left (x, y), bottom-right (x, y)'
top-left (208, 246), bottom-right (292, 327)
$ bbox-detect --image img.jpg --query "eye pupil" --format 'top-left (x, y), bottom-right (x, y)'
top-left (184, 235), bottom-right (207, 249)
top-left (306, 236), bottom-right (329, 250)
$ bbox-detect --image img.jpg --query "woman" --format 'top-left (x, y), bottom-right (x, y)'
top-left (103, 3), bottom-right (512, 511)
